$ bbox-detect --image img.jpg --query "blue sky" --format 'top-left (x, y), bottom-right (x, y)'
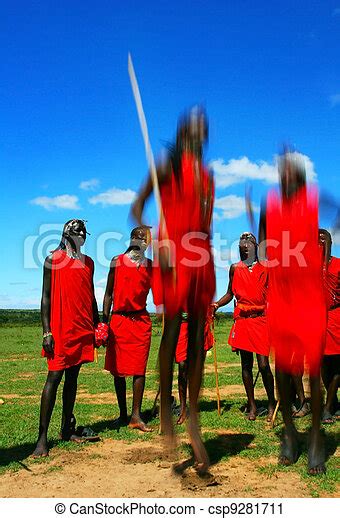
top-left (1, 1), bottom-right (340, 310)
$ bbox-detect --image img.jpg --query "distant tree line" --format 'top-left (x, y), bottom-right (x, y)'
top-left (0, 309), bottom-right (233, 327)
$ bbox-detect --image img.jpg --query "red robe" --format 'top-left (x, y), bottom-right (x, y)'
top-left (42, 250), bottom-right (95, 371)
top-left (266, 187), bottom-right (326, 376)
top-left (324, 256), bottom-right (340, 356)
top-left (105, 254), bottom-right (152, 377)
top-left (228, 261), bottom-right (270, 356)
top-left (175, 311), bottom-right (215, 363)
top-left (154, 152), bottom-right (216, 316)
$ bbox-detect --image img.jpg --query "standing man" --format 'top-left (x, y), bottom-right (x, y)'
top-left (32, 219), bottom-right (98, 458)
top-left (132, 107), bottom-right (215, 473)
top-left (259, 152), bottom-right (327, 475)
top-left (319, 229), bottom-right (340, 423)
top-left (103, 226), bottom-right (153, 432)
top-left (213, 232), bottom-right (276, 422)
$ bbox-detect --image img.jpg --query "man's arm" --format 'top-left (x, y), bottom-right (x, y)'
top-left (41, 256), bottom-right (54, 354)
top-left (130, 158), bottom-right (171, 226)
top-left (102, 257), bottom-right (117, 324)
top-left (213, 264), bottom-right (236, 312)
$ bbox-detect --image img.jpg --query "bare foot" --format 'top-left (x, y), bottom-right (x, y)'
top-left (293, 400), bottom-right (311, 418)
top-left (308, 431), bottom-right (326, 476)
top-left (267, 403), bottom-right (276, 423)
top-left (176, 409), bottom-right (188, 425)
top-left (247, 407), bottom-right (257, 421)
top-left (128, 417), bottom-right (153, 432)
top-left (279, 428), bottom-right (299, 466)
top-left (31, 441), bottom-right (49, 459)
top-left (321, 409), bottom-right (335, 425)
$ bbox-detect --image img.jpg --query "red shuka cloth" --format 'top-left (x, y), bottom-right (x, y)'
top-left (41, 250), bottom-right (95, 371)
top-left (324, 256), bottom-right (340, 355)
top-left (153, 152), bottom-right (216, 316)
top-left (266, 187), bottom-right (326, 376)
top-left (105, 254), bottom-right (152, 377)
top-left (227, 261), bottom-right (270, 356)
top-left (175, 313), bottom-right (215, 363)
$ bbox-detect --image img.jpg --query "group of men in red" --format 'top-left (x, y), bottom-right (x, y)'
top-left (32, 109), bottom-right (339, 477)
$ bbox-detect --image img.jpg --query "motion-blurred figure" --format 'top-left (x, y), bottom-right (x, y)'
top-left (259, 151), bottom-right (327, 475)
top-left (132, 107), bottom-right (215, 473)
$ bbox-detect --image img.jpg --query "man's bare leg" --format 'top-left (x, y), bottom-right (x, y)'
top-left (308, 375), bottom-right (326, 475)
top-left (32, 370), bottom-right (64, 457)
top-left (187, 313), bottom-right (209, 474)
top-left (292, 374), bottom-right (310, 417)
top-left (256, 354), bottom-right (276, 421)
top-left (177, 361), bottom-right (188, 425)
top-left (129, 375), bottom-right (152, 431)
top-left (276, 370), bottom-right (299, 466)
top-left (324, 375), bottom-right (340, 416)
top-left (322, 355), bottom-right (340, 422)
top-left (61, 364), bottom-right (81, 439)
top-left (240, 350), bottom-right (256, 420)
top-left (113, 376), bottom-right (128, 425)
top-left (159, 313), bottom-right (182, 447)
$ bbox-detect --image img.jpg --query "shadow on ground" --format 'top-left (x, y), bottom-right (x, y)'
top-left (199, 399), bottom-right (232, 414)
top-left (174, 432), bottom-right (256, 476)
top-left (0, 439), bottom-right (58, 471)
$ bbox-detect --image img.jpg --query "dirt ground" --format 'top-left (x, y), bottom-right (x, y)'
top-left (1, 434), bottom-right (337, 499)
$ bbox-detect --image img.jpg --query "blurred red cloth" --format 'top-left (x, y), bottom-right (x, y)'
top-left (153, 152), bottom-right (215, 316)
top-left (266, 187), bottom-right (326, 376)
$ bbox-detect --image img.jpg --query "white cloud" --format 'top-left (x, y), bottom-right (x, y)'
top-left (214, 194), bottom-right (259, 220)
top-left (212, 157), bottom-right (277, 188)
top-left (211, 153), bottom-right (317, 188)
top-left (79, 178), bottom-right (100, 191)
top-left (330, 94), bottom-right (340, 107)
top-left (30, 194), bottom-right (80, 211)
top-left (89, 188), bottom-right (136, 207)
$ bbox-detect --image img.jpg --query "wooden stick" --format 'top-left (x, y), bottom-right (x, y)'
top-left (94, 347), bottom-right (98, 364)
top-left (253, 369), bottom-right (260, 389)
top-left (152, 386), bottom-right (160, 417)
top-left (270, 399), bottom-right (280, 429)
top-left (212, 318), bottom-right (221, 415)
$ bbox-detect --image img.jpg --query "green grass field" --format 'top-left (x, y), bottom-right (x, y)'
top-left (0, 316), bottom-right (339, 497)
